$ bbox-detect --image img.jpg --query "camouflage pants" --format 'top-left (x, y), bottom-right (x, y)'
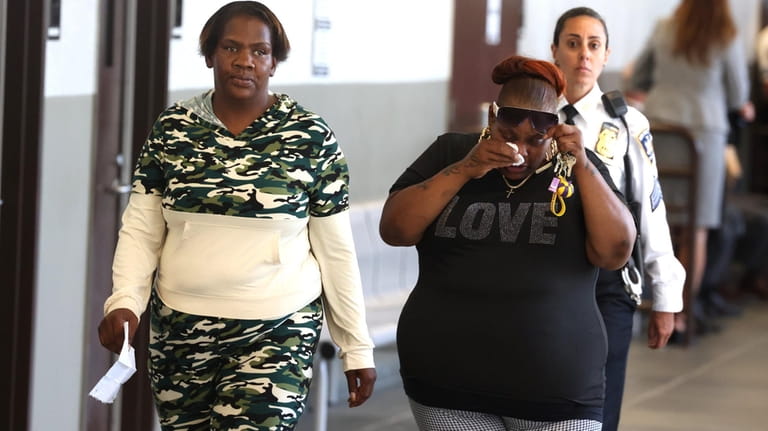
top-left (148, 292), bottom-right (323, 431)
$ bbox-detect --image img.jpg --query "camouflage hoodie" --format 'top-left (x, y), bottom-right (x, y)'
top-left (104, 91), bottom-right (375, 370)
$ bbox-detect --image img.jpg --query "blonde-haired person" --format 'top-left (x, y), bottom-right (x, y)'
top-left (380, 54), bottom-right (636, 431)
top-left (550, 7), bottom-right (686, 431)
top-left (629, 0), bottom-right (754, 338)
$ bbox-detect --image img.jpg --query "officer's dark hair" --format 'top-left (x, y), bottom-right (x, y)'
top-left (552, 7), bottom-right (609, 48)
top-left (199, 1), bottom-right (290, 63)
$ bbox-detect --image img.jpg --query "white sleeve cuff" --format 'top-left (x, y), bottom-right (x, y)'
top-left (340, 349), bottom-right (376, 371)
top-left (648, 255), bottom-right (685, 313)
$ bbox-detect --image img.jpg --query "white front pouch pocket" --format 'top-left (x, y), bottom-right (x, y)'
top-left (160, 219), bottom-right (282, 295)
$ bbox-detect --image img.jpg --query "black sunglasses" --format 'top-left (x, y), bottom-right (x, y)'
top-left (492, 102), bottom-right (559, 134)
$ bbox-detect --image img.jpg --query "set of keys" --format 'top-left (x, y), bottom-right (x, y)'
top-left (553, 150), bottom-right (577, 178)
top-left (548, 148), bottom-right (577, 217)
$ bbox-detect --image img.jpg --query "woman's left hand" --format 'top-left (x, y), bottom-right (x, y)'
top-left (344, 367), bottom-right (377, 407)
top-left (647, 311), bottom-right (674, 349)
top-left (740, 101), bottom-right (755, 123)
top-left (546, 124), bottom-right (586, 167)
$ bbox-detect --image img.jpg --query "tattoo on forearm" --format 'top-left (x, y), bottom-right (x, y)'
top-left (441, 165), bottom-right (462, 176)
top-left (583, 160), bottom-right (597, 176)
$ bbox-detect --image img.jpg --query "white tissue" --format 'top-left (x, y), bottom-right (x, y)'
top-left (506, 142), bottom-right (525, 166)
top-left (88, 321), bottom-right (136, 404)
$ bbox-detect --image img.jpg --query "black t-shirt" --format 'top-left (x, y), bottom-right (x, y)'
top-left (392, 133), bottom-right (607, 422)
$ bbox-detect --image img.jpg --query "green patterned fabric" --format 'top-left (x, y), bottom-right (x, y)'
top-left (148, 292), bottom-right (323, 430)
top-left (132, 93), bottom-right (349, 219)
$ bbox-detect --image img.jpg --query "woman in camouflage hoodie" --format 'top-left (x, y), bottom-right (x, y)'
top-left (98, 2), bottom-right (376, 429)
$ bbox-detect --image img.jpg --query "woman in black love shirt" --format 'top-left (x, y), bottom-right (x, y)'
top-left (380, 55), bottom-right (636, 431)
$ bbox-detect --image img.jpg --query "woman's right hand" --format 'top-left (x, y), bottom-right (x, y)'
top-left (98, 308), bottom-right (139, 354)
top-left (380, 129), bottom-right (521, 246)
top-left (461, 128), bottom-right (524, 179)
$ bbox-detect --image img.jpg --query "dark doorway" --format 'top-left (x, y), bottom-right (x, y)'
top-left (748, 0), bottom-right (768, 193)
top-left (449, 0), bottom-right (522, 132)
top-left (449, 0), bottom-right (523, 132)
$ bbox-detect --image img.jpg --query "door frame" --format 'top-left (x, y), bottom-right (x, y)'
top-left (84, 0), bottom-right (171, 429)
top-left (0, 0), bottom-right (46, 430)
top-left (450, 0), bottom-right (522, 132)
top-left (120, 0), bottom-right (172, 429)
top-left (84, 0), bottom-right (130, 429)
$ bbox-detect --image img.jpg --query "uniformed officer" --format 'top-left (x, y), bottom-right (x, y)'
top-left (551, 7), bottom-right (685, 431)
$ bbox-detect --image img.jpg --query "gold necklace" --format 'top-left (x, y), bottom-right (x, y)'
top-left (501, 172), bottom-right (534, 198)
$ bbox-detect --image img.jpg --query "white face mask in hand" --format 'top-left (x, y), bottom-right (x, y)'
top-left (89, 321), bottom-right (137, 403)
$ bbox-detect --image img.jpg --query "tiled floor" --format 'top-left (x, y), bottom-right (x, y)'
top-left (619, 299), bottom-right (768, 431)
top-left (296, 299), bottom-right (768, 431)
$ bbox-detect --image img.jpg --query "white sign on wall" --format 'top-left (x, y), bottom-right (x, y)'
top-left (311, 0), bottom-right (332, 76)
